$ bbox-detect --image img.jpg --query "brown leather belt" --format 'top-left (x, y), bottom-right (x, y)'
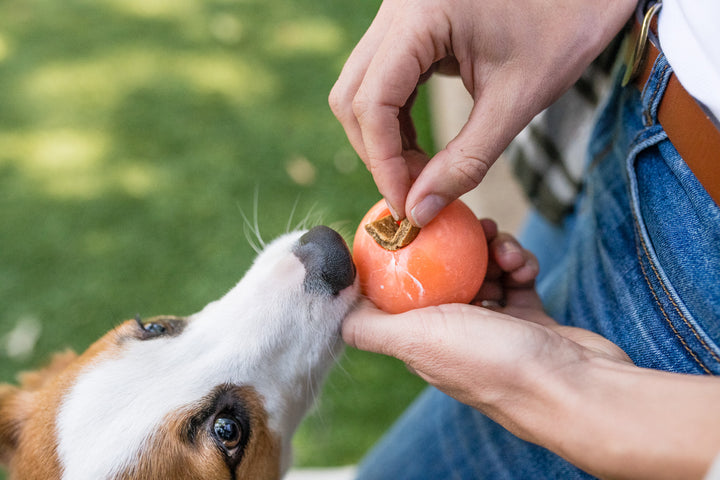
top-left (627, 3), bottom-right (720, 206)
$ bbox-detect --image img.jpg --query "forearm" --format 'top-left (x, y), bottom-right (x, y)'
top-left (513, 354), bottom-right (720, 479)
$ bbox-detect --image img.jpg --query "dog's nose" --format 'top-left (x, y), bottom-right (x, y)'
top-left (294, 226), bottom-right (356, 295)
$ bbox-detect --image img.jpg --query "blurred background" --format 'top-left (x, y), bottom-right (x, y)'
top-left (0, 0), bottom-right (435, 473)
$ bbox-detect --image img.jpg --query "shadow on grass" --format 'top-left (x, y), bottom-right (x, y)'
top-left (0, 0), bottom-right (432, 472)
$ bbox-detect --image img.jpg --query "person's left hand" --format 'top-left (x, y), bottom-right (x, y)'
top-left (342, 223), bottom-right (630, 434)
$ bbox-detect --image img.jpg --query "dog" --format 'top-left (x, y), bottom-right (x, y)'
top-left (0, 225), bottom-right (358, 479)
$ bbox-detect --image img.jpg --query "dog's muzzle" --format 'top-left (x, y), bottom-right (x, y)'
top-left (293, 226), bottom-right (356, 296)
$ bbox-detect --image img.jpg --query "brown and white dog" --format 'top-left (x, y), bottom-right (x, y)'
top-left (0, 226), bottom-right (358, 479)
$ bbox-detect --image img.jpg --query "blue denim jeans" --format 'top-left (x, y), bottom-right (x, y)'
top-left (354, 53), bottom-right (720, 479)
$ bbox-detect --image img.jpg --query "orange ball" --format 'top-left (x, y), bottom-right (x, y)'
top-left (352, 199), bottom-right (488, 314)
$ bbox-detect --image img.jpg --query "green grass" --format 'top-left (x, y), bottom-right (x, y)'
top-left (0, 0), bottom-right (434, 473)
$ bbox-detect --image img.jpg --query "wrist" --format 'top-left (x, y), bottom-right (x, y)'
top-left (482, 338), bottom-right (632, 469)
top-left (516, 351), bottom-right (719, 479)
top-left (477, 333), bottom-right (600, 445)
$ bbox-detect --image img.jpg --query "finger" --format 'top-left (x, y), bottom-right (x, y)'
top-left (491, 233), bottom-right (526, 270)
top-left (479, 218), bottom-right (499, 244)
top-left (503, 287), bottom-right (544, 312)
top-left (406, 79), bottom-right (533, 226)
top-left (342, 302), bottom-right (462, 391)
top-left (399, 88), bottom-right (421, 154)
top-left (405, 149), bottom-right (432, 183)
top-left (472, 279), bottom-right (504, 304)
top-left (473, 269), bottom-right (543, 309)
top-left (352, 15), bottom-right (444, 221)
top-left (479, 219), bottom-right (502, 283)
top-left (341, 301), bottom-right (421, 357)
top-left (433, 56), bottom-right (461, 76)
top-left (342, 301), bottom-right (479, 363)
top-left (492, 234), bottom-right (537, 275)
top-left (329, 1), bottom-right (399, 162)
top-left (483, 260), bottom-right (503, 282)
top-left (504, 258), bottom-right (540, 289)
top-left (397, 86), bottom-right (432, 185)
top-left (490, 233), bottom-right (539, 288)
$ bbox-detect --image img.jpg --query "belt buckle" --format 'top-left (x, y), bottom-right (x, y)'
top-left (621, 1), bottom-right (663, 87)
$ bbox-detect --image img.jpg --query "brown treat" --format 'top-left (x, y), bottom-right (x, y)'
top-left (364, 215), bottom-right (421, 251)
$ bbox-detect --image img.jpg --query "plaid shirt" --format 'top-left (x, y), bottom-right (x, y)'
top-left (505, 36), bottom-right (624, 224)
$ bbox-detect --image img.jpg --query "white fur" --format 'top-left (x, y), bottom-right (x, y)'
top-left (56, 232), bottom-right (358, 479)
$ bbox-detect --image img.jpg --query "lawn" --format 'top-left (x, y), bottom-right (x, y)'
top-left (0, 0), bottom-right (434, 473)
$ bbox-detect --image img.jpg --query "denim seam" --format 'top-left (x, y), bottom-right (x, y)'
top-left (641, 54), bottom-right (672, 127)
top-left (626, 130), bottom-right (713, 372)
top-left (632, 216), bottom-right (712, 373)
top-left (648, 248), bottom-right (720, 364)
top-left (629, 51), bottom-right (720, 370)
top-left (637, 217), bottom-right (720, 365)
top-left (642, 63), bottom-right (670, 126)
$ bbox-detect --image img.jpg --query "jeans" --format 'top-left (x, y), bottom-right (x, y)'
top-left (354, 53), bottom-right (720, 479)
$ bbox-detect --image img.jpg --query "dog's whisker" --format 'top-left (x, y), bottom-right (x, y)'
top-left (286, 195), bottom-right (302, 234)
top-left (238, 207), bottom-right (254, 231)
top-left (328, 220), bottom-right (354, 245)
top-left (242, 223), bottom-right (262, 254)
top-left (295, 202), bottom-right (320, 231)
top-left (238, 205), bottom-right (266, 253)
top-left (326, 337), bottom-right (350, 379)
top-left (4, 206), bottom-right (360, 478)
top-left (308, 357), bottom-right (316, 401)
top-left (251, 189), bottom-right (266, 248)
top-left (305, 356), bottom-right (328, 427)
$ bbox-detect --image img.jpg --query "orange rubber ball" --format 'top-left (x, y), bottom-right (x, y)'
top-left (352, 199), bottom-right (488, 314)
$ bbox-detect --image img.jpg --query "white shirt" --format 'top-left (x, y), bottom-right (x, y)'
top-left (705, 452), bottom-right (720, 480)
top-left (658, 0), bottom-right (720, 122)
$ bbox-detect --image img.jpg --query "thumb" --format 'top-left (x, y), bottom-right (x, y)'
top-left (342, 300), bottom-right (465, 362)
top-left (341, 301), bottom-right (421, 358)
top-left (342, 301), bottom-right (485, 365)
top-left (406, 84), bottom-right (531, 227)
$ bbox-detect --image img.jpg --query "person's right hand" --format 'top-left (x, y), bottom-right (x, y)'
top-left (330, 0), bottom-right (636, 226)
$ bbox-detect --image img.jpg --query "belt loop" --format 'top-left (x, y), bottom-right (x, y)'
top-left (643, 56), bottom-right (672, 126)
top-left (621, 1), bottom-right (663, 87)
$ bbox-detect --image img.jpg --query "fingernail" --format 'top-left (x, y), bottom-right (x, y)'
top-left (410, 194), bottom-right (446, 227)
top-left (498, 239), bottom-right (522, 257)
top-left (385, 199), bottom-right (401, 221)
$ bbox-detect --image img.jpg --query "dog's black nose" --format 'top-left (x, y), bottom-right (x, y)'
top-left (294, 226), bottom-right (356, 295)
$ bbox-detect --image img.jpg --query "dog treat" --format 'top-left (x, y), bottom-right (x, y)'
top-left (364, 215), bottom-right (420, 250)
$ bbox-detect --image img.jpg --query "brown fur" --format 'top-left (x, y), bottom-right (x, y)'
top-left (117, 386), bottom-right (281, 480)
top-left (233, 387), bottom-right (282, 480)
top-left (1, 321), bottom-right (283, 479)
top-left (1, 321), bottom-right (132, 478)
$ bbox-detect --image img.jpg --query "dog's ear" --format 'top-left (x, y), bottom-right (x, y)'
top-left (0, 351), bottom-right (76, 465)
top-left (17, 350), bottom-right (77, 391)
top-left (0, 384), bottom-right (27, 465)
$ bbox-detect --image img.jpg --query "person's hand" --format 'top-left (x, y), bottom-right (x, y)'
top-left (342, 224), bottom-right (630, 438)
top-left (471, 219), bottom-right (546, 323)
top-left (330, 0), bottom-right (635, 226)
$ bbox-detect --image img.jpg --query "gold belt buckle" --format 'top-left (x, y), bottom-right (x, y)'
top-left (621, 1), bottom-right (663, 87)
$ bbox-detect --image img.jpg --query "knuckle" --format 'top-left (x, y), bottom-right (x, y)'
top-left (351, 91), bottom-right (372, 121)
top-left (394, 308), bottom-right (442, 362)
top-left (412, 0), bottom-right (441, 22)
top-left (328, 83), bottom-right (351, 119)
top-left (525, 254), bottom-right (540, 276)
top-left (402, 306), bottom-right (459, 357)
top-left (448, 154), bottom-right (491, 191)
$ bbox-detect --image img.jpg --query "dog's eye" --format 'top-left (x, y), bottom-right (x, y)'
top-left (213, 416), bottom-right (242, 449)
top-left (143, 322), bottom-right (166, 335)
top-left (133, 315), bottom-right (186, 340)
